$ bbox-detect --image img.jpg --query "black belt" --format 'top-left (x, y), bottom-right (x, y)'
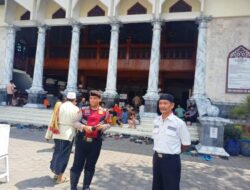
top-left (155, 151), bottom-right (179, 158)
top-left (76, 132), bottom-right (102, 142)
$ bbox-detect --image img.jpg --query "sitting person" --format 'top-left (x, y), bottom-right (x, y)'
top-left (128, 110), bottom-right (137, 129)
top-left (109, 107), bottom-right (117, 126)
top-left (174, 104), bottom-right (186, 120)
top-left (121, 108), bottom-right (128, 124)
top-left (185, 106), bottom-right (197, 125)
top-left (43, 97), bottom-right (51, 109)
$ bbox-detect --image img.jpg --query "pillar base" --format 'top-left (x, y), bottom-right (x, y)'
top-left (102, 91), bottom-right (118, 108)
top-left (64, 88), bottom-right (78, 95)
top-left (0, 89), bottom-right (7, 105)
top-left (143, 94), bottom-right (159, 114)
top-left (102, 96), bottom-right (118, 108)
top-left (195, 144), bottom-right (229, 157)
top-left (24, 91), bottom-right (46, 108)
top-left (196, 116), bottom-right (232, 157)
top-left (144, 99), bottom-right (158, 114)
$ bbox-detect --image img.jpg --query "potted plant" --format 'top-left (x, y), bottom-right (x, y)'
top-left (224, 124), bottom-right (242, 156)
top-left (231, 95), bottom-right (250, 156)
top-left (240, 136), bottom-right (250, 157)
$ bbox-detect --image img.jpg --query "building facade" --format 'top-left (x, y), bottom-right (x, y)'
top-left (0, 0), bottom-right (249, 114)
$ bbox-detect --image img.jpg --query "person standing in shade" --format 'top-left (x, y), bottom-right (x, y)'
top-left (70, 90), bottom-right (111, 190)
top-left (6, 80), bottom-right (16, 106)
top-left (45, 92), bottom-right (79, 184)
top-left (152, 93), bottom-right (191, 190)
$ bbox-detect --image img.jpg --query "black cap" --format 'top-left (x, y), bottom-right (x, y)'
top-left (159, 93), bottom-right (175, 103)
top-left (89, 90), bottom-right (102, 98)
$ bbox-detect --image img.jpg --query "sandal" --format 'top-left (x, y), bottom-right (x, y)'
top-left (53, 175), bottom-right (58, 181)
top-left (56, 176), bottom-right (69, 184)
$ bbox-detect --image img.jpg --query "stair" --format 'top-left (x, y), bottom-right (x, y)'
top-left (107, 117), bottom-right (200, 141)
top-left (0, 106), bottom-right (200, 141)
top-left (0, 106), bottom-right (52, 126)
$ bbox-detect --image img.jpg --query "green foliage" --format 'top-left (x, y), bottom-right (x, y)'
top-left (224, 124), bottom-right (242, 141)
top-left (231, 96), bottom-right (250, 120)
top-left (241, 136), bottom-right (250, 141)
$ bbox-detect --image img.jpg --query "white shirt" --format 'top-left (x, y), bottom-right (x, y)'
top-left (46, 101), bottom-right (79, 141)
top-left (152, 113), bottom-right (191, 155)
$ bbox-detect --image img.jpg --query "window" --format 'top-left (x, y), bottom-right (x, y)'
top-left (127, 2), bottom-right (147, 15)
top-left (20, 11), bottom-right (30, 20)
top-left (87, 5), bottom-right (105, 17)
top-left (169, 0), bottom-right (192, 13)
top-left (52, 8), bottom-right (66, 19)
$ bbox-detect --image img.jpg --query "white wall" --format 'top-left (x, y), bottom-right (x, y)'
top-left (204, 0), bottom-right (250, 18)
top-left (205, 17), bottom-right (250, 103)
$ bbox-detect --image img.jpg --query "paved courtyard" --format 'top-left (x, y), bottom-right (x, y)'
top-left (0, 127), bottom-right (250, 190)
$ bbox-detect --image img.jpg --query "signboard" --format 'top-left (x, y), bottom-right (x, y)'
top-left (0, 124), bottom-right (10, 156)
top-left (226, 46), bottom-right (250, 93)
top-left (210, 127), bottom-right (218, 139)
top-left (120, 94), bottom-right (128, 100)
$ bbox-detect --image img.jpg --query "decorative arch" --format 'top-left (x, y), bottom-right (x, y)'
top-left (20, 11), bottom-right (30, 20)
top-left (52, 8), bottom-right (66, 19)
top-left (127, 2), bottom-right (147, 15)
top-left (169, 0), bottom-right (192, 13)
top-left (87, 5), bottom-right (105, 17)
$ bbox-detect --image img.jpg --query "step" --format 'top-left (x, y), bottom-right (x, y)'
top-left (106, 127), bottom-right (199, 141)
top-left (0, 106), bottom-right (200, 141)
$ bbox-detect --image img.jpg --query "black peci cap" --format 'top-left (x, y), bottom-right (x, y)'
top-left (159, 93), bottom-right (175, 103)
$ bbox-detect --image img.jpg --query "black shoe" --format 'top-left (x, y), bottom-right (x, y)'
top-left (83, 186), bottom-right (90, 190)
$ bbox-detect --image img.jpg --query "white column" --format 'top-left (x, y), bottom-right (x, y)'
top-left (65, 23), bottom-right (81, 93)
top-left (193, 16), bottom-right (212, 98)
top-left (0, 26), bottom-right (16, 89)
top-left (103, 22), bottom-right (120, 98)
top-left (28, 26), bottom-right (47, 93)
top-left (144, 20), bottom-right (162, 100)
top-left (192, 16), bottom-right (219, 117)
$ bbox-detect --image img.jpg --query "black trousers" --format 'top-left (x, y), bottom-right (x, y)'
top-left (50, 139), bottom-right (73, 175)
top-left (6, 94), bottom-right (13, 105)
top-left (70, 133), bottom-right (102, 189)
top-left (152, 153), bottom-right (181, 190)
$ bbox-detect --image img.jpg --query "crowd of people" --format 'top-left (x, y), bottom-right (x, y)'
top-left (4, 80), bottom-right (193, 190)
top-left (76, 95), bottom-right (141, 129)
top-left (5, 79), bottom-right (197, 128)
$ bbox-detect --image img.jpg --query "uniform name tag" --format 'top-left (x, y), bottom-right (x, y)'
top-left (168, 126), bottom-right (177, 131)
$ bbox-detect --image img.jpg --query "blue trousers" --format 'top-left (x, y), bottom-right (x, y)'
top-left (50, 139), bottom-right (73, 175)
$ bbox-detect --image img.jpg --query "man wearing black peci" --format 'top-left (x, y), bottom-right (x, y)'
top-left (152, 93), bottom-right (191, 190)
top-left (70, 90), bottom-right (111, 190)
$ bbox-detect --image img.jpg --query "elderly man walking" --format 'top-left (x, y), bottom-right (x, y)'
top-left (45, 92), bottom-right (79, 184)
